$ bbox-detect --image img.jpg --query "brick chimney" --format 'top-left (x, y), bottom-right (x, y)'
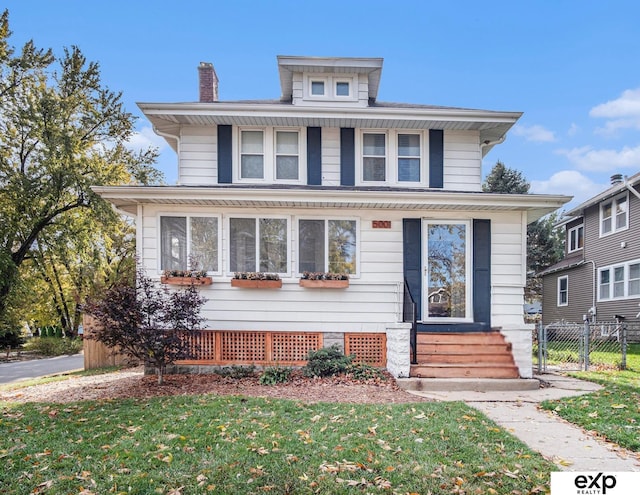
top-left (198, 62), bottom-right (218, 102)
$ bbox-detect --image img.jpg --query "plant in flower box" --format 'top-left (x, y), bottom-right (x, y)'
top-left (299, 271), bottom-right (349, 288)
top-left (160, 269), bottom-right (212, 286)
top-left (231, 272), bottom-right (282, 288)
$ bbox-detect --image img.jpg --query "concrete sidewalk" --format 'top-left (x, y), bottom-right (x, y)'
top-left (406, 374), bottom-right (640, 471)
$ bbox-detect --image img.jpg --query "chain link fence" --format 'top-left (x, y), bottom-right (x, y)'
top-left (534, 320), bottom-right (639, 373)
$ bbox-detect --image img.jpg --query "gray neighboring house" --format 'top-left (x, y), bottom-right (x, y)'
top-left (541, 172), bottom-right (640, 325)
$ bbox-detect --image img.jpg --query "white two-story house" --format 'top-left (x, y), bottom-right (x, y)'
top-left (94, 56), bottom-right (570, 379)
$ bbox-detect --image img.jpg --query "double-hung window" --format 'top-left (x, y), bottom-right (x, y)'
top-left (424, 221), bottom-right (471, 320)
top-left (298, 219), bottom-right (357, 274)
top-left (160, 215), bottom-right (219, 273)
top-left (600, 193), bottom-right (628, 236)
top-left (567, 224), bottom-right (584, 253)
top-left (397, 134), bottom-right (421, 182)
top-left (275, 131), bottom-right (299, 180)
top-left (598, 259), bottom-right (640, 301)
top-left (240, 130), bottom-right (264, 179)
top-left (362, 133), bottom-right (386, 182)
top-left (229, 217), bottom-right (288, 274)
top-left (557, 276), bottom-right (568, 306)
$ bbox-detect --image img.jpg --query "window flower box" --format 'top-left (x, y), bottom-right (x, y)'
top-left (299, 272), bottom-right (349, 288)
top-left (161, 270), bottom-right (212, 286)
top-left (231, 272), bottom-right (282, 289)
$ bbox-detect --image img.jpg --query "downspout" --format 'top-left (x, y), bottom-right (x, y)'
top-left (480, 136), bottom-right (506, 153)
top-left (153, 126), bottom-right (181, 183)
top-left (585, 260), bottom-right (597, 322)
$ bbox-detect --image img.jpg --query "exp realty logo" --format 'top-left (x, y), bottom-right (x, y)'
top-left (551, 472), bottom-right (640, 495)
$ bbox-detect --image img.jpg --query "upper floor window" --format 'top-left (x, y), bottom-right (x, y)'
top-left (362, 133), bottom-right (386, 182)
top-left (237, 127), bottom-right (304, 184)
top-left (598, 259), bottom-right (640, 301)
top-left (600, 193), bottom-right (628, 236)
top-left (335, 81), bottom-right (350, 97)
top-left (304, 75), bottom-right (356, 101)
top-left (398, 134), bottom-right (421, 182)
top-left (567, 224), bottom-right (584, 253)
top-left (160, 215), bottom-right (219, 273)
top-left (557, 276), bottom-right (568, 306)
top-left (298, 219), bottom-right (358, 275)
top-left (229, 217), bottom-right (288, 274)
top-left (311, 80), bottom-right (325, 96)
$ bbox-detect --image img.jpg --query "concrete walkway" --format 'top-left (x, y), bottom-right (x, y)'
top-left (407, 374), bottom-right (640, 471)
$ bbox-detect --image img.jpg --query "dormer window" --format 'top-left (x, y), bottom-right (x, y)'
top-left (567, 224), bottom-right (584, 253)
top-left (311, 80), bottom-right (325, 96)
top-left (336, 81), bottom-right (350, 97)
top-left (600, 193), bottom-right (628, 236)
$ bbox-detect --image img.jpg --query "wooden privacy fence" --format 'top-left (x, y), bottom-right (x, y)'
top-left (82, 315), bottom-right (130, 370)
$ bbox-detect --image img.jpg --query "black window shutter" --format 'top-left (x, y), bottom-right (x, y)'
top-left (307, 127), bottom-right (322, 185)
top-left (217, 125), bottom-right (232, 184)
top-left (429, 129), bottom-right (444, 188)
top-left (403, 219), bottom-right (422, 320)
top-left (340, 128), bottom-right (355, 186)
top-left (473, 219), bottom-right (491, 328)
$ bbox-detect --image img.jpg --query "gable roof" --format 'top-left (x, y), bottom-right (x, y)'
top-left (564, 171), bottom-right (640, 218)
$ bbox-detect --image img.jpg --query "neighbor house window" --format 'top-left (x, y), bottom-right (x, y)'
top-left (229, 217), bottom-right (288, 274)
top-left (298, 219), bottom-right (357, 274)
top-left (598, 259), bottom-right (640, 301)
top-left (240, 130), bottom-right (264, 179)
top-left (160, 216), bottom-right (219, 272)
top-left (275, 131), bottom-right (299, 180)
top-left (362, 133), bottom-right (386, 181)
top-left (600, 193), bottom-right (628, 236)
top-left (424, 221), bottom-right (471, 320)
top-left (567, 224), bottom-right (584, 253)
top-left (557, 276), bottom-right (568, 306)
top-left (397, 134), bottom-right (421, 182)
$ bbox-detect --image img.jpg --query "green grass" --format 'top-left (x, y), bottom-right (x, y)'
top-left (540, 346), bottom-right (640, 452)
top-left (1, 395), bottom-right (553, 494)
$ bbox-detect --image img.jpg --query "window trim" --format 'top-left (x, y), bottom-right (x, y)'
top-left (226, 215), bottom-right (291, 276)
top-left (567, 224), bottom-right (584, 253)
top-left (296, 216), bottom-right (360, 277)
top-left (233, 127), bottom-right (306, 185)
top-left (597, 258), bottom-right (640, 301)
top-left (158, 213), bottom-right (222, 275)
top-left (303, 75), bottom-right (357, 101)
top-left (599, 192), bottom-right (629, 237)
top-left (357, 130), bottom-right (428, 187)
top-left (421, 219), bottom-right (473, 323)
top-left (557, 275), bottom-right (568, 307)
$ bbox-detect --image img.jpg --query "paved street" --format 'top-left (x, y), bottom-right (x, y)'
top-left (0, 354), bottom-right (84, 384)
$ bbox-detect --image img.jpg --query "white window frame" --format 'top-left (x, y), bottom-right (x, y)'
top-left (600, 192), bottom-right (628, 237)
top-left (158, 213), bottom-right (222, 275)
top-left (357, 130), bottom-right (428, 187)
top-left (598, 258), bottom-right (640, 301)
top-left (233, 127), bottom-right (306, 185)
top-left (334, 79), bottom-right (351, 98)
top-left (296, 217), bottom-right (360, 277)
top-left (361, 131), bottom-right (387, 183)
top-left (303, 75), bottom-right (357, 101)
top-left (557, 275), bottom-right (568, 306)
top-left (567, 224), bottom-right (584, 253)
top-left (226, 215), bottom-right (291, 276)
top-left (422, 219), bottom-right (473, 323)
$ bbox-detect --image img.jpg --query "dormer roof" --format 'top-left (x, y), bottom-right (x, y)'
top-left (277, 55), bottom-right (383, 102)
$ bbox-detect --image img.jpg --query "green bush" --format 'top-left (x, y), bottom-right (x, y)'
top-left (259, 366), bottom-right (292, 385)
top-left (24, 337), bottom-right (83, 356)
top-left (303, 344), bottom-right (353, 377)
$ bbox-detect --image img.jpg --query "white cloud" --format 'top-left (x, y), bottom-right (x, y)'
top-left (512, 124), bottom-right (556, 142)
top-left (590, 88), bottom-right (640, 135)
top-left (530, 170), bottom-right (607, 211)
top-left (567, 123), bottom-right (579, 136)
top-left (125, 126), bottom-right (170, 153)
top-left (557, 144), bottom-right (640, 172)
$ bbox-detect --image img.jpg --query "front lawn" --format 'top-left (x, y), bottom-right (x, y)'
top-left (1, 395), bottom-right (552, 494)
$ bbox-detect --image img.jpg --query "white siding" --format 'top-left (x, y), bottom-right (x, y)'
top-left (443, 130), bottom-right (482, 192)
top-left (291, 73), bottom-right (303, 101)
top-left (321, 127), bottom-right (341, 186)
top-left (179, 126), bottom-right (217, 185)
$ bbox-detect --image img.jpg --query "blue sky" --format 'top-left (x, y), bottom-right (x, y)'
top-left (5, 0), bottom-right (640, 211)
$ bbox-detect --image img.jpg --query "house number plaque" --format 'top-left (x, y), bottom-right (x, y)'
top-left (372, 220), bottom-right (391, 229)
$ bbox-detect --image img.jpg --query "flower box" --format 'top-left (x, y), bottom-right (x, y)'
top-left (231, 279), bottom-right (282, 289)
top-left (161, 276), bottom-right (213, 286)
top-left (299, 279), bottom-right (349, 288)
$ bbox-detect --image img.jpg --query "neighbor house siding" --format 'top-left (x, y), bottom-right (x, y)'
top-left (542, 264), bottom-right (593, 325)
top-left (443, 130), bottom-right (482, 192)
top-left (179, 126), bottom-right (217, 185)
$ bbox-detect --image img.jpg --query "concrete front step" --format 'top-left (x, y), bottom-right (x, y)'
top-left (410, 363), bottom-right (520, 379)
top-left (397, 377), bottom-right (540, 392)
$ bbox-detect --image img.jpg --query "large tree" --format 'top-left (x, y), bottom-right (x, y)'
top-left (0, 10), bottom-right (159, 335)
top-left (482, 161), bottom-right (564, 301)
